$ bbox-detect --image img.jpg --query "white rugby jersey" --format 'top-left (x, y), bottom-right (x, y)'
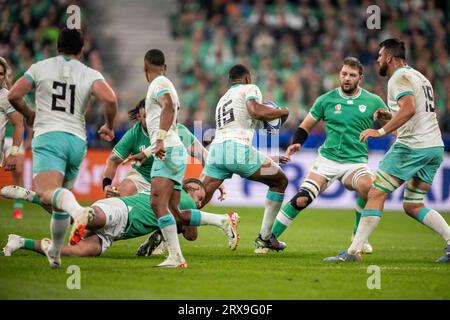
top-left (0, 87), bottom-right (16, 164)
top-left (212, 84), bottom-right (263, 145)
top-left (145, 75), bottom-right (182, 151)
top-left (24, 55), bottom-right (104, 140)
top-left (387, 66), bottom-right (443, 148)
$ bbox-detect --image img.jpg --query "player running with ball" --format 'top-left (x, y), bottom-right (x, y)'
top-left (271, 57), bottom-right (389, 252)
top-left (325, 39), bottom-right (450, 263)
top-left (201, 64), bottom-right (290, 253)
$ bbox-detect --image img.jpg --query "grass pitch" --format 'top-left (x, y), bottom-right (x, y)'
top-left (0, 199), bottom-right (449, 300)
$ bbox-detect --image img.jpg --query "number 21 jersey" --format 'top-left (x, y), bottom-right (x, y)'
top-left (387, 66), bottom-right (443, 148)
top-left (24, 55), bottom-right (104, 140)
top-left (213, 83), bottom-right (262, 145)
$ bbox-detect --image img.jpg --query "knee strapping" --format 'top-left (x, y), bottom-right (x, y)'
top-left (373, 170), bottom-right (400, 194)
top-left (352, 169), bottom-right (373, 190)
top-left (291, 179), bottom-right (320, 210)
top-left (403, 186), bottom-right (427, 203)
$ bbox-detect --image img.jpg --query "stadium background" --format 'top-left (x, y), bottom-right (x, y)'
top-left (0, 0), bottom-right (449, 209)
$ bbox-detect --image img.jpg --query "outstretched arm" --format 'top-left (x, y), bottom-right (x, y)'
top-left (360, 94), bottom-right (415, 142)
top-left (286, 114), bottom-right (319, 158)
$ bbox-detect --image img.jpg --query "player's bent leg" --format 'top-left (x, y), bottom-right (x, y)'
top-left (1, 185), bottom-right (53, 214)
top-left (402, 178), bottom-right (450, 262)
top-left (200, 175), bottom-right (224, 208)
top-left (247, 159), bottom-right (288, 251)
top-left (271, 172), bottom-right (326, 242)
top-left (117, 179), bottom-right (138, 197)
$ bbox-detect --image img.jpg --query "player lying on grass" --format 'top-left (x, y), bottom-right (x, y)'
top-left (102, 98), bottom-right (226, 200)
top-left (270, 57), bottom-right (390, 254)
top-left (325, 39), bottom-right (450, 263)
top-left (2, 178), bottom-right (239, 259)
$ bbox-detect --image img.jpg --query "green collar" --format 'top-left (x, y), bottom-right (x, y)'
top-left (230, 83), bottom-right (242, 88)
top-left (337, 86), bottom-right (362, 99)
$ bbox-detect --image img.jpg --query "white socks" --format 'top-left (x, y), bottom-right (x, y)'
top-left (49, 211), bottom-right (70, 256)
top-left (348, 216), bottom-right (381, 254)
top-left (52, 188), bottom-right (83, 220)
top-left (421, 209), bottom-right (450, 245)
top-left (260, 194), bottom-right (284, 240)
top-left (199, 211), bottom-right (226, 227)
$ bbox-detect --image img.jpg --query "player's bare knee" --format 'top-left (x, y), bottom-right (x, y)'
top-left (295, 196), bottom-right (310, 208)
top-left (403, 201), bottom-right (423, 216)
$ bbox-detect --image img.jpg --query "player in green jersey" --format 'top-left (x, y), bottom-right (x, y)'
top-left (270, 57), bottom-right (390, 251)
top-left (2, 178), bottom-right (239, 258)
top-left (325, 39), bottom-right (450, 263)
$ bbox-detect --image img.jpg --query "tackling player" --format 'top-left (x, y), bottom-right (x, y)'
top-left (201, 64), bottom-right (290, 253)
top-left (325, 39), bottom-right (450, 263)
top-left (2, 179), bottom-right (239, 258)
top-left (271, 57), bottom-right (389, 252)
top-left (7, 28), bottom-right (118, 268)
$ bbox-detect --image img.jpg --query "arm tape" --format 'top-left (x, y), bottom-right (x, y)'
top-left (292, 127), bottom-right (309, 145)
top-left (102, 178), bottom-right (112, 190)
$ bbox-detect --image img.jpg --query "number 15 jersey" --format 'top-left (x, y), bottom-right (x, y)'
top-left (213, 84), bottom-right (262, 146)
top-left (387, 66), bottom-right (443, 148)
top-left (24, 55), bottom-right (104, 140)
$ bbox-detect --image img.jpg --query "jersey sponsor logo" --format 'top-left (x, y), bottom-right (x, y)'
top-left (334, 104), bottom-right (342, 114)
top-left (359, 104), bottom-right (367, 113)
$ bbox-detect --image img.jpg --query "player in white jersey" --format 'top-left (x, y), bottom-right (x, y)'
top-left (326, 39), bottom-right (450, 263)
top-left (202, 64), bottom-right (290, 253)
top-left (0, 57), bottom-right (24, 172)
top-left (7, 28), bottom-right (118, 268)
top-left (140, 49), bottom-right (188, 268)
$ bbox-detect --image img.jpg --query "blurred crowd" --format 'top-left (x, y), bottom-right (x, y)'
top-left (170, 0), bottom-right (450, 148)
top-left (1, 0), bottom-right (449, 150)
top-left (0, 0), bottom-right (129, 147)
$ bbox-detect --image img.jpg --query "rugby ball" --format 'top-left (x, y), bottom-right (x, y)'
top-left (262, 100), bottom-right (282, 134)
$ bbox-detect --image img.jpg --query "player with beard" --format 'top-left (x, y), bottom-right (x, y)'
top-left (270, 57), bottom-right (389, 251)
top-left (325, 39), bottom-right (450, 263)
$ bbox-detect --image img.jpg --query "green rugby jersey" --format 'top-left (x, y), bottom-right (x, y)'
top-left (5, 122), bottom-right (13, 138)
top-left (112, 123), bottom-right (196, 181)
top-left (310, 87), bottom-right (388, 163)
top-left (120, 189), bottom-right (198, 239)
